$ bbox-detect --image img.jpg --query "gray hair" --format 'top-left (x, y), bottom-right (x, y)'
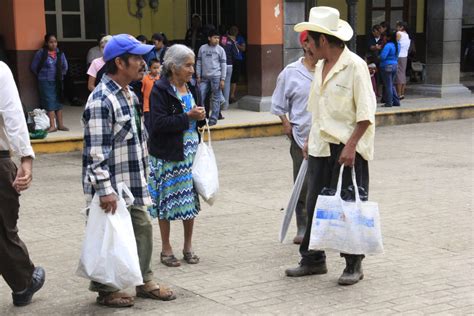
top-left (161, 44), bottom-right (195, 78)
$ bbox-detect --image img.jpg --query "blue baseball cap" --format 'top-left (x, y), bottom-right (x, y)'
top-left (103, 34), bottom-right (154, 62)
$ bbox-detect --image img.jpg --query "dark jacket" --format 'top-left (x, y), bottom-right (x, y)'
top-left (148, 76), bottom-right (205, 161)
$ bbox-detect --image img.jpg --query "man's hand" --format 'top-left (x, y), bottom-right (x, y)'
top-left (13, 156), bottom-right (33, 192)
top-left (282, 120), bottom-right (292, 139)
top-left (302, 141), bottom-right (309, 160)
top-left (338, 143), bottom-right (356, 167)
top-left (220, 80), bottom-right (225, 90)
top-left (100, 194), bottom-right (118, 214)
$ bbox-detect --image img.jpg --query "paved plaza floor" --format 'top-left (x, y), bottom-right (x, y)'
top-left (1, 119), bottom-right (473, 315)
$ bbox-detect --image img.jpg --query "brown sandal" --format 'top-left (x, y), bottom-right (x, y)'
top-left (136, 282), bottom-right (176, 301)
top-left (96, 291), bottom-right (134, 308)
top-left (183, 251), bottom-right (200, 264)
top-left (160, 253), bottom-right (181, 267)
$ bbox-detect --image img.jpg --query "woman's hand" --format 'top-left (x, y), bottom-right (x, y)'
top-left (187, 106), bottom-right (206, 121)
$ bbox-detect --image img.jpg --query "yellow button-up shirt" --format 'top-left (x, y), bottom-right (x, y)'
top-left (307, 46), bottom-right (376, 161)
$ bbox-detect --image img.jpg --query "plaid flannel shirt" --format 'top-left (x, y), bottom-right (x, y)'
top-left (82, 74), bottom-right (151, 206)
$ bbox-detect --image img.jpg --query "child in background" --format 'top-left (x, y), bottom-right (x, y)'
top-left (142, 58), bottom-right (161, 131)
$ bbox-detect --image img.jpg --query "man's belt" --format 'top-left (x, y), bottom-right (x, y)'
top-left (0, 150), bottom-right (10, 158)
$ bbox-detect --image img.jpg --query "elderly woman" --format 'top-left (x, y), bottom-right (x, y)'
top-left (148, 44), bottom-right (206, 267)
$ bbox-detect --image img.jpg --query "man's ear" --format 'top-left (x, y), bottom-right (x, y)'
top-left (115, 57), bottom-right (124, 70)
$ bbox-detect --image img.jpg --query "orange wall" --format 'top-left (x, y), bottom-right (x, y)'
top-left (248, 0), bottom-right (283, 45)
top-left (0, 0), bottom-right (46, 51)
top-left (13, 0), bottom-right (46, 50)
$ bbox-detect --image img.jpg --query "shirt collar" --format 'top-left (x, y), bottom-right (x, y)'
top-left (102, 74), bottom-right (131, 95)
top-left (317, 46), bottom-right (352, 87)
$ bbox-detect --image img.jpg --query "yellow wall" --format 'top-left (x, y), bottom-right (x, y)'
top-left (107, 0), bottom-right (187, 40)
top-left (416, 0), bottom-right (424, 33)
top-left (316, 0), bottom-right (367, 35)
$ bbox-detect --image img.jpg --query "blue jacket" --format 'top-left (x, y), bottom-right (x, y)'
top-left (380, 42), bottom-right (400, 67)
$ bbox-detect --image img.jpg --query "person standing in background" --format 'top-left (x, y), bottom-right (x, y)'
top-left (196, 29), bottom-right (226, 126)
top-left (86, 34), bottom-right (106, 67)
top-left (395, 21), bottom-right (411, 100)
top-left (379, 30), bottom-right (400, 107)
top-left (141, 58), bottom-right (161, 132)
top-left (86, 35), bottom-right (112, 92)
top-left (31, 33), bottom-right (69, 132)
top-left (229, 26), bottom-right (246, 104)
top-left (220, 31), bottom-right (239, 112)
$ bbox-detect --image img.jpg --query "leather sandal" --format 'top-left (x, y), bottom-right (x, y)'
top-left (160, 253), bottom-right (181, 267)
top-left (96, 291), bottom-right (134, 308)
top-left (183, 251), bottom-right (200, 264)
top-left (136, 281), bottom-right (176, 301)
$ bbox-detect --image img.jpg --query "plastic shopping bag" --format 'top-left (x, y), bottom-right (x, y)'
top-left (279, 159), bottom-right (308, 242)
top-left (29, 109), bottom-right (50, 131)
top-left (309, 165), bottom-right (384, 255)
top-left (76, 183), bottom-right (143, 289)
top-left (192, 123), bottom-right (219, 205)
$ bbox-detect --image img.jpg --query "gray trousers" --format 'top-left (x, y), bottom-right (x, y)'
top-left (89, 205), bottom-right (154, 293)
top-left (290, 138), bottom-right (308, 234)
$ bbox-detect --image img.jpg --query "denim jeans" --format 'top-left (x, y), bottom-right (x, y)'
top-left (380, 64), bottom-right (400, 107)
top-left (200, 77), bottom-right (223, 125)
top-left (222, 65), bottom-right (233, 110)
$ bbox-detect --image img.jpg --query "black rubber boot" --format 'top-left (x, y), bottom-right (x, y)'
top-left (285, 262), bottom-right (328, 277)
top-left (338, 254), bottom-right (364, 285)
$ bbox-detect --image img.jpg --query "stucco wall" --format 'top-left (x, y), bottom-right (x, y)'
top-left (107, 0), bottom-right (187, 40)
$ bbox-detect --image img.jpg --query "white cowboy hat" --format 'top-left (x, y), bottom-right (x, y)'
top-left (294, 6), bottom-right (353, 42)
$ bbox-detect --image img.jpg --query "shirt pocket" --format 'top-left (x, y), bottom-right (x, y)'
top-left (113, 114), bottom-right (134, 143)
top-left (328, 90), bottom-right (354, 121)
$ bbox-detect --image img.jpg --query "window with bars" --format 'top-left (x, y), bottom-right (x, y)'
top-left (188, 0), bottom-right (221, 29)
top-left (44, 0), bottom-right (106, 41)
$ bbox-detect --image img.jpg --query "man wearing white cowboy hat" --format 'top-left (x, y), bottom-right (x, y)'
top-left (285, 7), bottom-right (376, 286)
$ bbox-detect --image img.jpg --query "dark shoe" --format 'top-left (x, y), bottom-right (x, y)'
top-left (285, 263), bottom-right (328, 277)
top-left (382, 104), bottom-right (392, 107)
top-left (12, 266), bottom-right (45, 306)
top-left (218, 112), bottom-right (225, 120)
top-left (338, 255), bottom-right (364, 286)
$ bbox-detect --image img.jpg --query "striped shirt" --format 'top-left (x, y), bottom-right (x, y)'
top-left (82, 74), bottom-right (151, 206)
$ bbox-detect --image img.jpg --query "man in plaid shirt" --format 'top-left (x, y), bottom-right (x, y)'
top-left (82, 34), bottom-right (176, 308)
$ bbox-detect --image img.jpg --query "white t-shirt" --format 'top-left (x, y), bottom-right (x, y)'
top-left (398, 31), bottom-right (411, 58)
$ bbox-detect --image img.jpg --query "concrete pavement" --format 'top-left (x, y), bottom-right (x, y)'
top-left (1, 119), bottom-right (473, 315)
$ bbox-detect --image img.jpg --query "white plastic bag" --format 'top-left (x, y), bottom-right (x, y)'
top-left (76, 183), bottom-right (143, 289)
top-left (279, 159), bottom-right (308, 242)
top-left (309, 165), bottom-right (384, 255)
top-left (192, 123), bottom-right (219, 205)
top-left (31, 109), bottom-right (50, 130)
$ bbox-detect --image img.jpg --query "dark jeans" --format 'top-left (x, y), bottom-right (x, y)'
top-left (380, 64), bottom-right (400, 107)
top-left (0, 154), bottom-right (35, 292)
top-left (299, 143), bottom-right (369, 266)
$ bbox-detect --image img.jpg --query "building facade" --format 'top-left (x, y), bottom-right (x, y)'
top-left (0, 0), bottom-right (471, 111)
